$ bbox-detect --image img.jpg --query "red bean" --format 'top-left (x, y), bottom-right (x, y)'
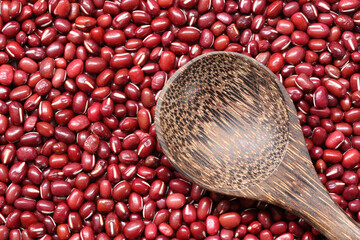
top-left (285, 47), bottom-right (305, 65)
top-left (66, 59), bottom-right (84, 78)
top-left (97, 199), bottom-right (115, 213)
top-left (157, 222), bottom-right (173, 237)
top-left (177, 26), bottom-right (201, 44)
top-left (0, 0), bottom-right (358, 238)
top-left (124, 220), bottom-right (145, 238)
top-left (345, 108), bottom-right (360, 123)
top-left (323, 149), bottom-right (343, 163)
top-left (67, 189), bottom-right (84, 210)
top-left (267, 53), bottom-right (284, 73)
top-left (325, 131), bottom-right (345, 149)
top-left (39, 58), bottom-right (55, 79)
top-left (166, 193), bottom-right (186, 209)
top-left (276, 20), bottom-right (294, 36)
top-left (266, 1), bottom-right (283, 18)
top-left (182, 204), bottom-right (196, 223)
top-left (18, 57), bottom-right (38, 73)
top-left (51, 180), bottom-right (72, 197)
top-left (9, 162), bottom-right (28, 183)
top-left (295, 74), bottom-right (314, 92)
top-left (324, 79), bottom-right (346, 98)
top-left (36, 200), bottom-right (55, 214)
top-left (67, 115), bottom-right (90, 132)
top-left (145, 222), bottom-right (158, 239)
top-left (326, 164), bottom-right (344, 180)
top-left (57, 224), bottom-right (71, 239)
top-left (85, 57), bottom-right (107, 74)
top-left (342, 31), bottom-right (358, 52)
top-left (206, 215), bottom-right (220, 235)
top-left (275, 233), bottom-right (294, 240)
top-left (307, 23), bottom-right (330, 39)
top-left (128, 192), bottom-right (143, 213)
top-left (270, 221), bottom-right (288, 236)
top-left (342, 148), bottom-right (360, 169)
top-left (313, 86), bottom-right (329, 109)
top-left (219, 212), bottom-right (242, 229)
top-left (0, 64), bottom-right (14, 85)
top-left (190, 221), bottom-right (206, 239)
top-left (198, 12), bottom-right (216, 29)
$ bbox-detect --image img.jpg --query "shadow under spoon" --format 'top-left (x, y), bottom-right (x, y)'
top-left (155, 51), bottom-right (360, 240)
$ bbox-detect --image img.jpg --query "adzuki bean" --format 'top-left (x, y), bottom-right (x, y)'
top-left (0, 0), bottom-right (358, 239)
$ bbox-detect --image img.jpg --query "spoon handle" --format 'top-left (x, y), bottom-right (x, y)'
top-left (262, 142), bottom-right (360, 240)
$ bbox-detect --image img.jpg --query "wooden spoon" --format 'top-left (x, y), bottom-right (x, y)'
top-left (155, 52), bottom-right (360, 239)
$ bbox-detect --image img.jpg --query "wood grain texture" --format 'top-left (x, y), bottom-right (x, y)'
top-left (156, 52), bottom-right (289, 191)
top-left (155, 52), bottom-right (360, 240)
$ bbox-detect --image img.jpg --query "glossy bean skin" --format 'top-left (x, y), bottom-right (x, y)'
top-left (0, 0), bottom-right (359, 239)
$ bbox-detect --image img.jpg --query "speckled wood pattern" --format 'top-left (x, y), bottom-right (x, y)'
top-left (155, 52), bottom-right (290, 192)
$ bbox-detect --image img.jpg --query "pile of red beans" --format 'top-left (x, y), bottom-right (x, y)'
top-left (0, 0), bottom-right (359, 239)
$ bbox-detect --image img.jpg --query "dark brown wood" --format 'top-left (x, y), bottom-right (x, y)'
top-left (155, 52), bottom-right (360, 240)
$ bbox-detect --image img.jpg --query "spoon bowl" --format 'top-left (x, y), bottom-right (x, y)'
top-left (155, 52), bottom-right (360, 239)
top-left (156, 51), bottom-right (289, 193)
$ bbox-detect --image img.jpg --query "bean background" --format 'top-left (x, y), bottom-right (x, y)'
top-left (0, 0), bottom-right (360, 239)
